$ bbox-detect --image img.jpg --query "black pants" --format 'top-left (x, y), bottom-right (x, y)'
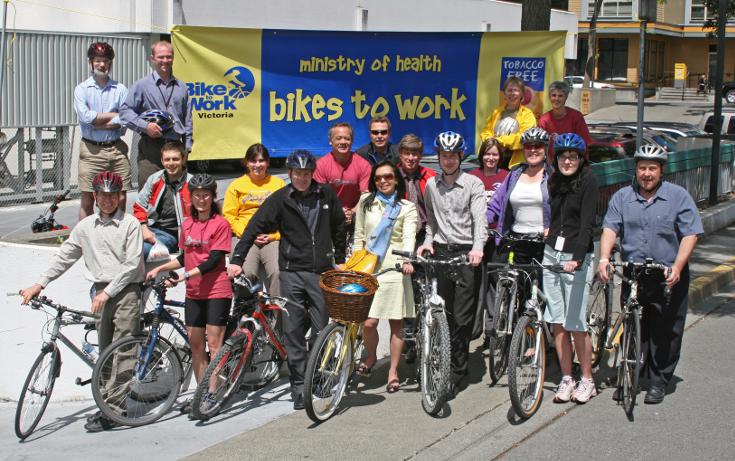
top-left (621, 266), bottom-right (690, 388)
top-left (279, 270), bottom-right (329, 394)
top-left (481, 238), bottom-right (500, 335)
top-left (434, 244), bottom-right (482, 384)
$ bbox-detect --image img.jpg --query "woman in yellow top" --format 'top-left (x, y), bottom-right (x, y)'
top-left (480, 76), bottom-right (537, 169)
top-left (223, 143), bottom-right (286, 294)
top-left (353, 161), bottom-right (417, 393)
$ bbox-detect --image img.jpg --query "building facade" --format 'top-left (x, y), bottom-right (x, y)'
top-left (569, 0), bottom-right (735, 86)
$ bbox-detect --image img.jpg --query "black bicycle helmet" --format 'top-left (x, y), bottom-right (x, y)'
top-left (187, 174), bottom-right (217, 194)
top-left (285, 149), bottom-right (317, 170)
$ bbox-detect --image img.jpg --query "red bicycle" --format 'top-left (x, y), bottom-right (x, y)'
top-left (190, 275), bottom-right (294, 420)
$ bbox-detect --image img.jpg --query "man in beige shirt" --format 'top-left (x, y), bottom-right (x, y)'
top-left (21, 171), bottom-right (144, 432)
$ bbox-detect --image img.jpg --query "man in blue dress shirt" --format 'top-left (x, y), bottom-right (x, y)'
top-left (120, 41), bottom-right (192, 189)
top-left (598, 144), bottom-right (703, 404)
top-left (73, 42), bottom-right (130, 218)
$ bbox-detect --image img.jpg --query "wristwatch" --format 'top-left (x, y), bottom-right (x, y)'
top-left (184, 272), bottom-right (191, 280)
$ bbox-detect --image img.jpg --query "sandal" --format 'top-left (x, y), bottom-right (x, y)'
top-left (356, 363), bottom-right (373, 377)
top-left (386, 379), bottom-right (400, 393)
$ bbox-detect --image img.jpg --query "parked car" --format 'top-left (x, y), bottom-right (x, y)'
top-left (722, 82), bottom-right (735, 104)
top-left (586, 132), bottom-right (637, 164)
top-left (587, 123), bottom-right (677, 152)
top-left (698, 111), bottom-right (735, 135)
top-left (564, 75), bottom-right (615, 89)
top-left (611, 121), bottom-right (705, 140)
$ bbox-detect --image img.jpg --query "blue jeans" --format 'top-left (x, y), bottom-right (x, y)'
top-left (143, 227), bottom-right (178, 260)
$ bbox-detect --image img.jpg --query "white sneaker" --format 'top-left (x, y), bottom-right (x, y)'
top-left (573, 378), bottom-right (597, 404)
top-left (554, 376), bottom-right (575, 403)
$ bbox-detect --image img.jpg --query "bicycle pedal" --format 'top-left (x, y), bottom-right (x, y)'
top-left (75, 377), bottom-right (91, 386)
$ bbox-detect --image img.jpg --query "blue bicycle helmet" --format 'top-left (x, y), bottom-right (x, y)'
top-left (141, 109), bottom-right (174, 132)
top-left (285, 149), bottom-right (317, 170)
top-left (553, 133), bottom-right (586, 155)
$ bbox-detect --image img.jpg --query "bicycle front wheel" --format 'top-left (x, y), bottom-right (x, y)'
top-left (15, 346), bottom-right (60, 439)
top-left (587, 278), bottom-right (612, 368)
top-left (304, 322), bottom-right (352, 423)
top-left (420, 310), bottom-right (451, 416)
top-left (92, 335), bottom-right (182, 427)
top-left (488, 283), bottom-right (513, 384)
top-left (508, 315), bottom-right (546, 419)
top-left (620, 309), bottom-right (641, 416)
top-left (191, 331), bottom-right (253, 420)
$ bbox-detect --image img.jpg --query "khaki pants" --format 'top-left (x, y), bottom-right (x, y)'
top-left (78, 140), bottom-right (132, 192)
top-left (241, 241), bottom-right (280, 295)
top-left (95, 283), bottom-right (141, 412)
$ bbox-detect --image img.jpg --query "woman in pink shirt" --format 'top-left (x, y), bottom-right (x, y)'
top-left (538, 81), bottom-right (592, 162)
top-left (147, 174), bottom-right (233, 389)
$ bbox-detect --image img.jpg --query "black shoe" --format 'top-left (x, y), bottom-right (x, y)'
top-left (84, 414), bottom-right (120, 432)
top-left (292, 392), bottom-right (305, 410)
top-left (644, 385), bottom-right (666, 404)
top-left (86, 410), bottom-right (102, 423)
top-left (404, 345), bottom-right (416, 364)
top-left (446, 383), bottom-right (456, 402)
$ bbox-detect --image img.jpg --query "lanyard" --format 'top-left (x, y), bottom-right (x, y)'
top-left (153, 74), bottom-right (175, 110)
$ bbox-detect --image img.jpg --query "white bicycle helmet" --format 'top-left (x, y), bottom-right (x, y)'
top-left (433, 131), bottom-right (466, 156)
top-left (520, 127), bottom-right (550, 146)
top-left (633, 143), bottom-right (668, 164)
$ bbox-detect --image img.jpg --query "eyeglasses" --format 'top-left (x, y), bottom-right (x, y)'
top-left (559, 154), bottom-right (580, 162)
top-left (525, 143), bottom-right (545, 150)
top-left (371, 130), bottom-right (389, 136)
top-left (374, 173), bottom-right (395, 182)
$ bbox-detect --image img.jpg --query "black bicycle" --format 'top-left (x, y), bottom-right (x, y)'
top-left (607, 259), bottom-right (669, 418)
top-left (10, 294), bottom-right (98, 440)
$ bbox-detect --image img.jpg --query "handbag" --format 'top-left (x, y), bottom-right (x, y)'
top-left (343, 247), bottom-right (378, 274)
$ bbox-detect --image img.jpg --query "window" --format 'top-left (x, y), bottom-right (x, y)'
top-left (691, 0), bottom-right (709, 22)
top-left (588, 1), bottom-right (633, 19)
top-left (597, 38), bottom-right (629, 80)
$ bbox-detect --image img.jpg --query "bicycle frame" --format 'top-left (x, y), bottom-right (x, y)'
top-left (136, 284), bottom-right (187, 381)
top-left (319, 321), bottom-right (361, 378)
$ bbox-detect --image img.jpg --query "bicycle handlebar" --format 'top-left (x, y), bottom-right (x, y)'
top-left (485, 261), bottom-right (567, 273)
top-left (233, 275), bottom-right (304, 312)
top-left (608, 260), bottom-right (672, 298)
top-left (392, 249), bottom-right (468, 266)
top-left (10, 292), bottom-right (98, 320)
top-left (488, 229), bottom-right (544, 244)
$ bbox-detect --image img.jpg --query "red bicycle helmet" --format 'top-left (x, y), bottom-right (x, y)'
top-left (92, 171), bottom-right (123, 193)
top-left (88, 42), bottom-right (115, 60)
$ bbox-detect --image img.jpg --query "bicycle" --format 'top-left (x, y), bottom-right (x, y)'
top-left (586, 271), bottom-right (613, 369)
top-left (485, 231), bottom-right (545, 385)
top-left (90, 272), bottom-right (192, 427)
top-left (607, 259), bottom-right (669, 418)
top-left (485, 259), bottom-right (565, 419)
top-left (304, 267), bottom-right (398, 422)
top-left (10, 293), bottom-right (98, 440)
top-left (387, 250), bottom-right (468, 416)
top-left (190, 275), bottom-right (292, 420)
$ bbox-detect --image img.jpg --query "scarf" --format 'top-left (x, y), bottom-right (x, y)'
top-left (365, 191), bottom-right (402, 262)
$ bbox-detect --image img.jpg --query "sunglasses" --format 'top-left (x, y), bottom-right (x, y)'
top-left (371, 130), bottom-right (389, 136)
top-left (374, 173), bottom-right (395, 182)
top-left (525, 143), bottom-right (546, 150)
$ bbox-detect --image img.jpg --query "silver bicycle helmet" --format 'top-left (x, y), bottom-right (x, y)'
top-left (520, 127), bottom-right (550, 146)
top-left (633, 143), bottom-right (667, 164)
top-left (433, 131), bottom-right (466, 156)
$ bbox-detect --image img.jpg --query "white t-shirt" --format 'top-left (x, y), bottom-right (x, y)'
top-left (509, 180), bottom-right (544, 233)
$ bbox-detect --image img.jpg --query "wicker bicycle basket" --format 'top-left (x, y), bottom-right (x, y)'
top-left (319, 270), bottom-right (379, 323)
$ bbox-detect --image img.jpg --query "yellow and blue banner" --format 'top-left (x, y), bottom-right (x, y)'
top-left (172, 26), bottom-right (565, 160)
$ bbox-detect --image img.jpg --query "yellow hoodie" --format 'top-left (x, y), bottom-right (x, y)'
top-left (480, 104), bottom-right (537, 169)
top-left (223, 174), bottom-right (286, 239)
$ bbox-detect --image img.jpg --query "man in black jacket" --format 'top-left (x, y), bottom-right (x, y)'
top-left (228, 150), bottom-right (346, 410)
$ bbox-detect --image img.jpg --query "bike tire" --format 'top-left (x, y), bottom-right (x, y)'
top-left (239, 309), bottom-right (283, 389)
top-left (587, 278), bottom-right (612, 368)
top-left (621, 309), bottom-right (641, 416)
top-left (507, 315), bottom-right (546, 419)
top-left (304, 322), bottom-right (352, 423)
top-left (488, 283), bottom-right (513, 384)
top-left (191, 331), bottom-right (253, 420)
top-left (92, 335), bottom-right (182, 427)
top-left (420, 311), bottom-right (451, 416)
top-left (14, 346), bottom-right (60, 439)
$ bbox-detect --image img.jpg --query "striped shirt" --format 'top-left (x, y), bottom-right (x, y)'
top-left (423, 171), bottom-right (488, 252)
top-left (38, 210), bottom-right (145, 298)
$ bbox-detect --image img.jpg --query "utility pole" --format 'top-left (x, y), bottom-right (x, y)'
top-left (709, 0), bottom-right (727, 205)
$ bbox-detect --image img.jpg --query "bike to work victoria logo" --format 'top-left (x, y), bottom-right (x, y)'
top-left (187, 65), bottom-right (256, 119)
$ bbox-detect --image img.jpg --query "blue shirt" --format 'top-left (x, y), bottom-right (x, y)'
top-left (73, 76), bottom-right (127, 142)
top-left (602, 181), bottom-right (703, 266)
top-left (120, 70), bottom-right (192, 150)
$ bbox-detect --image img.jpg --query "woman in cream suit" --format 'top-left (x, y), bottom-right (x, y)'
top-left (353, 160), bottom-right (417, 393)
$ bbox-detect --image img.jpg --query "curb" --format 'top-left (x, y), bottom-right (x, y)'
top-left (688, 256), bottom-right (735, 307)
